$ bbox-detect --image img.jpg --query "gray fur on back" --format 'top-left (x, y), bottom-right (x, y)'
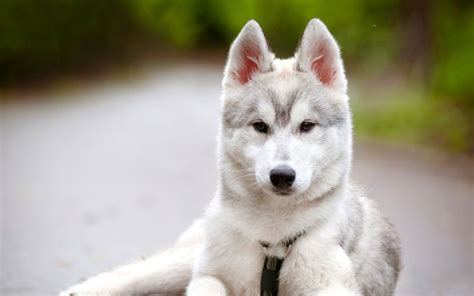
top-left (342, 184), bottom-right (401, 295)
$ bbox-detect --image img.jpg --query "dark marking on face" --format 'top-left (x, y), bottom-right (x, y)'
top-left (309, 98), bottom-right (347, 127)
top-left (223, 98), bottom-right (258, 129)
top-left (268, 88), bottom-right (298, 127)
top-left (222, 100), bottom-right (239, 128)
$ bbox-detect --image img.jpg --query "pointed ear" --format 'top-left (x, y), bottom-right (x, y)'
top-left (295, 19), bottom-right (347, 92)
top-left (223, 20), bottom-right (274, 87)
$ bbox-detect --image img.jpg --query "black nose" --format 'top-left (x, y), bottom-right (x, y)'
top-left (270, 165), bottom-right (296, 190)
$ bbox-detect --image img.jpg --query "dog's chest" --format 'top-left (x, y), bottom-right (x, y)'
top-left (212, 241), bottom-right (301, 296)
top-left (214, 245), bottom-right (263, 295)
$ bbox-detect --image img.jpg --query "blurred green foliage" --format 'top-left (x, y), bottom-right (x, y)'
top-left (0, 0), bottom-right (140, 81)
top-left (0, 0), bottom-right (472, 152)
top-left (352, 87), bottom-right (472, 152)
top-left (431, 1), bottom-right (474, 112)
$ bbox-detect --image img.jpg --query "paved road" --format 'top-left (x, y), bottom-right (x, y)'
top-left (2, 63), bottom-right (473, 295)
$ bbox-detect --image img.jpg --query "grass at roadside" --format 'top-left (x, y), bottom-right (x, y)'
top-left (351, 87), bottom-right (471, 153)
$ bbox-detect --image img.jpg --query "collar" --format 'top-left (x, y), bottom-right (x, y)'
top-left (259, 230), bottom-right (306, 250)
top-left (259, 230), bottom-right (306, 296)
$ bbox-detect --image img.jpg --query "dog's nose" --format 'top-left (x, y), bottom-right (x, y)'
top-left (270, 165), bottom-right (296, 190)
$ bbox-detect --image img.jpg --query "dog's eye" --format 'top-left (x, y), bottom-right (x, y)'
top-left (252, 121), bottom-right (269, 134)
top-left (300, 121), bottom-right (316, 133)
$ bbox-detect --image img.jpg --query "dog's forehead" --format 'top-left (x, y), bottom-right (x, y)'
top-left (250, 72), bottom-right (313, 126)
top-left (266, 58), bottom-right (300, 94)
top-left (258, 59), bottom-right (311, 103)
top-left (254, 58), bottom-right (301, 100)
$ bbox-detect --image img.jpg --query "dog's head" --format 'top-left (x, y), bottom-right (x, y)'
top-left (220, 19), bottom-right (351, 203)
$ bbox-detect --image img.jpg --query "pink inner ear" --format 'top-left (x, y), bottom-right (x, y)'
top-left (311, 43), bottom-right (336, 86)
top-left (235, 44), bottom-right (260, 84)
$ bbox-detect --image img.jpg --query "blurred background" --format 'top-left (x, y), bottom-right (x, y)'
top-left (1, 0), bottom-right (473, 295)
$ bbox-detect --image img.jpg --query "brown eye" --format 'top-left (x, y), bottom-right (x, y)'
top-left (252, 121), bottom-right (269, 134)
top-left (300, 121), bottom-right (316, 133)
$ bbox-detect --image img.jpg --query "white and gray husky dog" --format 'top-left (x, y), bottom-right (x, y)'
top-left (62, 19), bottom-right (401, 296)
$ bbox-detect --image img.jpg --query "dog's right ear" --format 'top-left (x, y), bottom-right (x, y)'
top-left (223, 20), bottom-right (274, 87)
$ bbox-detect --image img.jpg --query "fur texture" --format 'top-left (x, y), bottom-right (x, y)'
top-left (61, 19), bottom-right (401, 296)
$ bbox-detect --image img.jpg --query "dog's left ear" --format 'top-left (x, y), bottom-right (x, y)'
top-left (295, 19), bottom-right (347, 93)
top-left (223, 20), bottom-right (274, 87)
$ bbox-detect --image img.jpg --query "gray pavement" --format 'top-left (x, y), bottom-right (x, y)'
top-left (1, 63), bottom-right (473, 295)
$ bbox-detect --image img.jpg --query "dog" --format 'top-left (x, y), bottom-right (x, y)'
top-left (61, 19), bottom-right (401, 296)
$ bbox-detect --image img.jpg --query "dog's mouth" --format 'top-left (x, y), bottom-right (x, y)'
top-left (271, 188), bottom-right (294, 196)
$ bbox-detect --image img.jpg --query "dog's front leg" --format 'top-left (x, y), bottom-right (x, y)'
top-left (280, 236), bottom-right (361, 296)
top-left (187, 275), bottom-right (227, 296)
